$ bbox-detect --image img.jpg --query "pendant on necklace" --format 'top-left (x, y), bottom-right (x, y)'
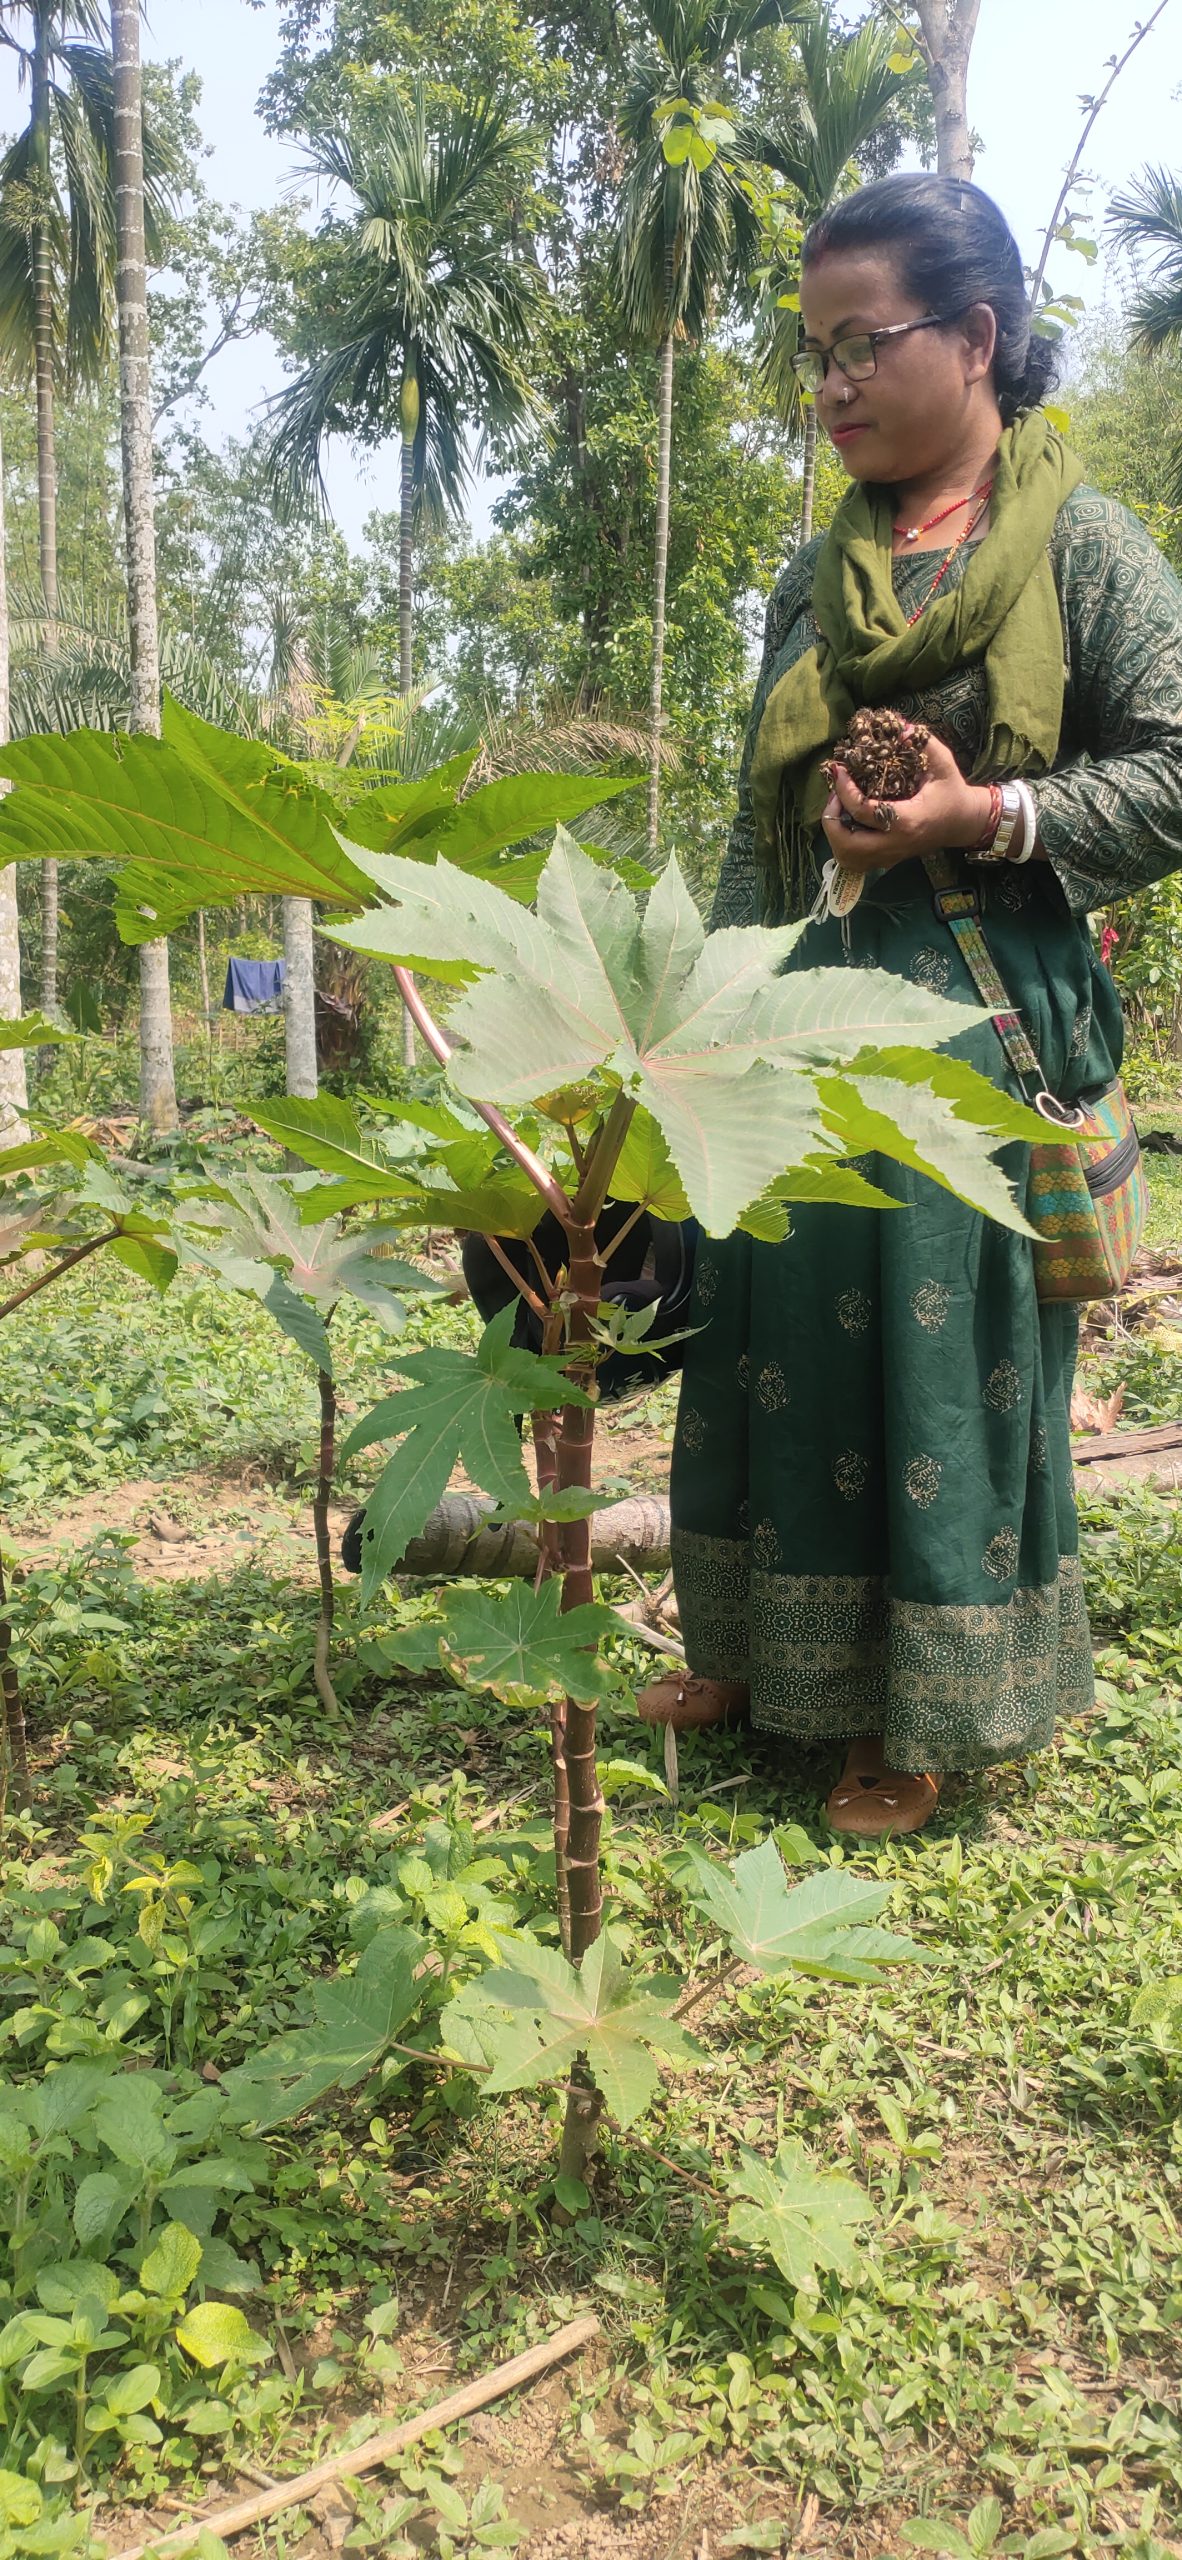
top-left (904, 527), bottom-right (920, 543)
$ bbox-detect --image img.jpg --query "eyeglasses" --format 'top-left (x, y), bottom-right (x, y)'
top-left (790, 314), bottom-right (954, 397)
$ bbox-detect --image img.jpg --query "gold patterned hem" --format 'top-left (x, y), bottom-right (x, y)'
top-left (670, 1532), bottom-right (1094, 1773)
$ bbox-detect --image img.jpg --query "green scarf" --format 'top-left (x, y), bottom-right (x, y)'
top-left (749, 409), bottom-right (1084, 902)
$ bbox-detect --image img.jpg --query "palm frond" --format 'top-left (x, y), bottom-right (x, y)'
top-left (1108, 167), bottom-right (1182, 353)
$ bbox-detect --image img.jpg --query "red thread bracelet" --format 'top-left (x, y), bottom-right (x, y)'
top-left (971, 783), bottom-right (1003, 852)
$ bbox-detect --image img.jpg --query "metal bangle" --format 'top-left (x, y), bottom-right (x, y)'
top-left (1008, 779), bottom-right (1037, 864)
top-left (975, 780), bottom-right (1021, 864)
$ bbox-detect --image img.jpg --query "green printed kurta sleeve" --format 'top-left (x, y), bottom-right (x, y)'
top-left (1038, 490), bottom-right (1182, 913)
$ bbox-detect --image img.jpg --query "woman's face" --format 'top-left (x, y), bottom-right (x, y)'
top-left (797, 248), bottom-right (998, 485)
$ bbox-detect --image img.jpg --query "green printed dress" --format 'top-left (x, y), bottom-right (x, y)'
top-left (671, 485), bottom-right (1182, 1773)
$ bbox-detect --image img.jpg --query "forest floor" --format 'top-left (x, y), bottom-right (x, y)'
top-left (3, 1132), bottom-right (1182, 2560)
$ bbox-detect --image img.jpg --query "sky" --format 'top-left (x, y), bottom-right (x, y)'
top-left (2, 0), bottom-right (1180, 550)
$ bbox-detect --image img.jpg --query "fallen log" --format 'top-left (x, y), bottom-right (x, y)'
top-left (396, 1490), bottom-right (671, 1579)
top-left (389, 1424), bottom-right (1182, 1583)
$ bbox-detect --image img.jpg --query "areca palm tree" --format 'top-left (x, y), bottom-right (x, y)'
top-left (1109, 168), bottom-right (1182, 497)
top-left (264, 88), bottom-right (546, 699)
top-left (0, 0), bottom-right (171, 1012)
top-left (110, 0), bottom-right (175, 1131)
top-left (756, 0), bottom-right (920, 542)
top-left (612, 0), bottom-right (802, 855)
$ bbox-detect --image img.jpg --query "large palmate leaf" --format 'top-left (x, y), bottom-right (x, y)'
top-left (177, 1166), bottom-right (428, 1371)
top-left (249, 1094), bottom-right (544, 1238)
top-left (453, 1932), bottom-right (697, 2128)
top-left (673, 1837), bottom-right (917, 1983)
top-left (0, 699), bottom-right (376, 945)
top-left (331, 833), bottom-right (1016, 1236)
top-left (346, 769), bottom-right (630, 877)
top-left (340, 1302), bottom-right (593, 1602)
top-left (0, 1013), bottom-right (75, 1050)
top-left (725, 2140), bottom-right (872, 2293)
top-left (220, 1928), bottom-right (426, 2129)
top-left (379, 1582), bottom-right (621, 1705)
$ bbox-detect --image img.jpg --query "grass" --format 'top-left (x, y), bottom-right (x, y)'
top-left (2, 1258), bottom-right (1182, 2559)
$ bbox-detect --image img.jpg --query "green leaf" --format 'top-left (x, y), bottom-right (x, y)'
top-left (175, 2302), bottom-right (260, 2370)
top-left (247, 1093), bottom-right (408, 1184)
top-left (900, 2527), bottom-right (975, 2557)
top-left (92, 2362), bottom-right (161, 2420)
top-left (351, 770), bottom-right (627, 875)
top-left (610, 1109), bottom-right (691, 1220)
top-left (341, 1302), bottom-right (592, 1603)
top-left (672, 1838), bottom-right (917, 1982)
top-left (220, 1927), bottom-right (426, 2128)
top-left (0, 2474), bottom-right (42, 2527)
top-left (178, 1165), bottom-right (425, 1360)
top-left (817, 1069), bottom-right (1034, 1233)
top-left (0, 699), bottom-right (376, 945)
top-left (380, 1582), bottom-right (620, 1705)
top-left (331, 836), bottom-right (994, 1236)
top-left (108, 1233), bottom-right (178, 1293)
top-left (73, 2169), bottom-right (134, 2251)
top-left (725, 2139), bottom-right (871, 2292)
top-left (966, 2502), bottom-right (1003, 2554)
top-left (140, 2222), bottom-right (203, 2301)
top-left (92, 2078), bottom-right (171, 2172)
top-left (465, 1931), bottom-right (697, 2128)
top-left (0, 1010), bottom-right (75, 1049)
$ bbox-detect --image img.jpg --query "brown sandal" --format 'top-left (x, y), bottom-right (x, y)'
top-left (636, 1673), bottom-right (749, 1733)
top-left (827, 1740), bottom-right (940, 1838)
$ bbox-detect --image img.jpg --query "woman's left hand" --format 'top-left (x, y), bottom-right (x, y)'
top-left (822, 730), bottom-right (994, 872)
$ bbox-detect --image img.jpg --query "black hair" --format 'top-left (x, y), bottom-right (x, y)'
top-left (802, 173), bottom-right (1058, 426)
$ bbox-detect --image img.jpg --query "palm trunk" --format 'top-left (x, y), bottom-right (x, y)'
top-left (914, 0), bottom-right (982, 179)
top-left (398, 429), bottom-right (415, 697)
top-left (799, 402), bottom-right (819, 547)
top-left (112, 0), bottom-right (177, 1135)
top-left (31, 16), bottom-right (59, 1021)
top-left (282, 896), bottom-right (318, 1100)
top-left (398, 405), bottom-right (416, 1072)
top-left (645, 325), bottom-right (675, 861)
top-left (0, 426), bottom-right (27, 1150)
top-left (195, 908), bottom-right (211, 1025)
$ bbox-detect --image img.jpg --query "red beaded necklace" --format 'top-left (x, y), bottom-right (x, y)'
top-left (904, 484), bottom-right (993, 627)
top-left (893, 474), bottom-right (994, 546)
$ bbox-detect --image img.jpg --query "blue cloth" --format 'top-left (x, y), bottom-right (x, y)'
top-left (223, 957), bottom-right (285, 1015)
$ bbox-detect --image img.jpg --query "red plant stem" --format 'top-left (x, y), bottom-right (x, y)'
top-left (555, 1216), bottom-right (607, 1962)
top-left (0, 1229), bottom-right (117, 1320)
top-left (393, 967), bottom-right (570, 1221)
top-left (598, 1201), bottom-right (646, 1267)
top-left (0, 1546), bottom-right (31, 1813)
top-left (573, 1090), bottom-right (636, 1226)
top-left (484, 1232), bottom-right (549, 1325)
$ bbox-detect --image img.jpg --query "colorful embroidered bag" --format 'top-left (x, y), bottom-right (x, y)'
top-left (925, 854), bottom-right (1147, 1304)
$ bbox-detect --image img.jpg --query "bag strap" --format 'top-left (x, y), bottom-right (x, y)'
top-left (923, 849), bottom-right (1043, 1092)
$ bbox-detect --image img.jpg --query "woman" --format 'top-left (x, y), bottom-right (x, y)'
top-left (637, 173), bottom-right (1182, 1836)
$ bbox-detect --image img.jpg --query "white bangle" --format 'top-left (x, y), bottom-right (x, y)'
top-left (977, 781), bottom-right (1021, 862)
top-left (1009, 779), bottom-right (1037, 864)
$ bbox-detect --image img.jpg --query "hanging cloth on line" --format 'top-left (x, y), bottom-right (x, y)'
top-left (222, 957), bottom-right (286, 1015)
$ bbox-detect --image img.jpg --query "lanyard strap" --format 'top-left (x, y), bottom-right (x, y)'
top-left (923, 849), bottom-right (1043, 1089)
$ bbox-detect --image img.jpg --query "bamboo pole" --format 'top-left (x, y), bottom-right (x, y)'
top-left (109, 2317), bottom-right (601, 2560)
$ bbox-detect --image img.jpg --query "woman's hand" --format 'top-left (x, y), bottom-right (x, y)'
top-left (821, 730), bottom-right (994, 873)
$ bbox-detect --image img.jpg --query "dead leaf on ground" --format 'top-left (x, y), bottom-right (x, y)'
top-left (1070, 1382), bottom-right (1125, 1435)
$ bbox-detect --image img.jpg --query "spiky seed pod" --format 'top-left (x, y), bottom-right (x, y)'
top-left (824, 709), bottom-right (930, 803)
